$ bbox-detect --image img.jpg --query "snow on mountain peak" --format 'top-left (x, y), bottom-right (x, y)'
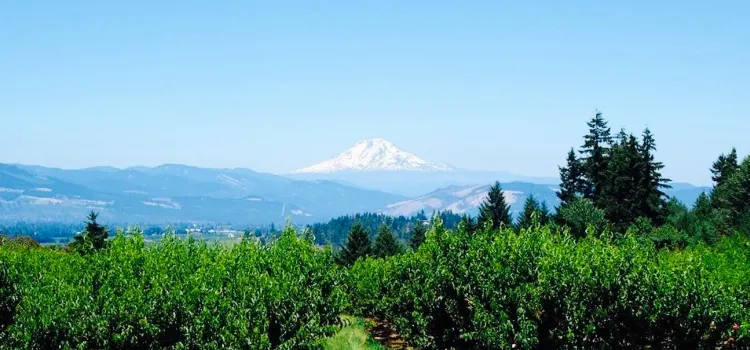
top-left (293, 138), bottom-right (455, 173)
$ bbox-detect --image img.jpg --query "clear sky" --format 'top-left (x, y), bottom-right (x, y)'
top-left (1, 1), bottom-right (747, 185)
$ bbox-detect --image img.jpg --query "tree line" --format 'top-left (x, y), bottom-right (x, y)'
top-left (333, 111), bottom-right (750, 264)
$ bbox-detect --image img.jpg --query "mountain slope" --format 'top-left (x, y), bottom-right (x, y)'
top-left (293, 138), bottom-right (454, 173)
top-left (378, 181), bottom-right (712, 218)
top-left (3, 164), bottom-right (406, 224)
top-left (379, 182), bottom-right (560, 217)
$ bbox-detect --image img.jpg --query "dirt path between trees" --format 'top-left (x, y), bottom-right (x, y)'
top-left (364, 318), bottom-right (411, 349)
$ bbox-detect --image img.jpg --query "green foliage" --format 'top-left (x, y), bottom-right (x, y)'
top-left (580, 111), bottom-right (613, 201)
top-left (713, 155), bottom-right (750, 229)
top-left (560, 114), bottom-right (671, 233)
top-left (477, 181), bottom-right (512, 230)
top-left (458, 214), bottom-right (476, 235)
top-left (557, 148), bottom-right (585, 207)
top-left (347, 224), bottom-right (750, 349)
top-left (409, 220), bottom-right (427, 251)
top-left (637, 128), bottom-right (671, 224)
top-left (557, 197), bottom-right (607, 238)
top-left (372, 224), bottom-right (402, 258)
top-left (516, 195), bottom-right (541, 231)
top-left (0, 225), bottom-right (348, 349)
top-left (309, 211), bottom-right (461, 247)
top-left (70, 211), bottom-right (109, 254)
top-left (336, 221), bottom-right (372, 266)
top-left (711, 147), bottom-right (739, 187)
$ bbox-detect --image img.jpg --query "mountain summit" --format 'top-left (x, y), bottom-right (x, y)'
top-left (293, 138), bottom-right (454, 173)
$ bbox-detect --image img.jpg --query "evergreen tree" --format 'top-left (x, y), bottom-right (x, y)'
top-left (373, 224), bottom-right (402, 258)
top-left (538, 201), bottom-right (551, 226)
top-left (409, 220), bottom-right (427, 250)
top-left (600, 132), bottom-right (641, 230)
top-left (335, 221), bottom-right (372, 266)
top-left (711, 148), bottom-right (739, 187)
top-left (557, 148), bottom-right (585, 207)
top-left (579, 111), bottom-right (613, 202)
top-left (72, 211), bottom-right (108, 252)
top-left (692, 192), bottom-right (713, 220)
top-left (516, 195), bottom-right (541, 230)
top-left (477, 182), bottom-right (513, 230)
top-left (637, 128), bottom-right (671, 224)
top-left (714, 155), bottom-right (750, 228)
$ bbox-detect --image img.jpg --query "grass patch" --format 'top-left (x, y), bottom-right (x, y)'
top-left (324, 316), bottom-right (384, 350)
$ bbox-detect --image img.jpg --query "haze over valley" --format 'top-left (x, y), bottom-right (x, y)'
top-left (0, 138), bottom-right (709, 225)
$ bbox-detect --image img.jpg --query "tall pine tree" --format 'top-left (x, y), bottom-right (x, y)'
top-left (477, 182), bottom-right (513, 230)
top-left (373, 224), bottom-right (402, 258)
top-left (579, 111), bottom-right (613, 203)
top-left (557, 148), bottom-right (585, 207)
top-left (335, 221), bottom-right (372, 266)
top-left (637, 128), bottom-right (671, 225)
top-left (600, 132), bottom-right (641, 230)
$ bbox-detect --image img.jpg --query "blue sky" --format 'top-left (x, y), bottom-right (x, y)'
top-left (1, 1), bottom-right (747, 185)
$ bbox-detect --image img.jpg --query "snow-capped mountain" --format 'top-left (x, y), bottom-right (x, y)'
top-left (292, 138), bottom-right (455, 173)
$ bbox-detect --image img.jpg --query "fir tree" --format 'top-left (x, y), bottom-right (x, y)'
top-left (335, 221), bottom-right (372, 266)
top-left (373, 224), bottom-right (402, 258)
top-left (72, 211), bottom-right (108, 252)
top-left (409, 220), bottom-right (427, 250)
top-left (477, 182), bottom-right (513, 230)
top-left (557, 148), bottom-right (585, 207)
top-left (579, 111), bottom-right (613, 202)
top-left (714, 155), bottom-right (750, 228)
top-left (711, 148), bottom-right (739, 187)
top-left (516, 195), bottom-right (541, 231)
top-left (692, 192), bottom-right (713, 221)
top-left (600, 132), bottom-right (641, 230)
top-left (637, 128), bottom-right (671, 224)
top-left (538, 201), bottom-right (551, 225)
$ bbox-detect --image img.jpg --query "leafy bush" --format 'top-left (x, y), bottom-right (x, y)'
top-left (0, 226), bottom-right (348, 349)
top-left (557, 197), bottom-right (608, 238)
top-left (348, 219), bottom-right (750, 349)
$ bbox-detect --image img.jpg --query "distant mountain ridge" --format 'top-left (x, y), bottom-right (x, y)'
top-left (0, 163), bottom-right (406, 224)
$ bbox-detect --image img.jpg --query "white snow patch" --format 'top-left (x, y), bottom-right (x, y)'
top-left (32, 188), bottom-right (53, 192)
top-left (246, 197), bottom-right (263, 202)
top-left (291, 209), bottom-right (313, 217)
top-left (293, 138), bottom-right (455, 173)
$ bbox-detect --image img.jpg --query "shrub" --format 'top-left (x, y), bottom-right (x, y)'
top-left (348, 222), bottom-right (750, 349)
top-left (0, 226), bottom-right (348, 349)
